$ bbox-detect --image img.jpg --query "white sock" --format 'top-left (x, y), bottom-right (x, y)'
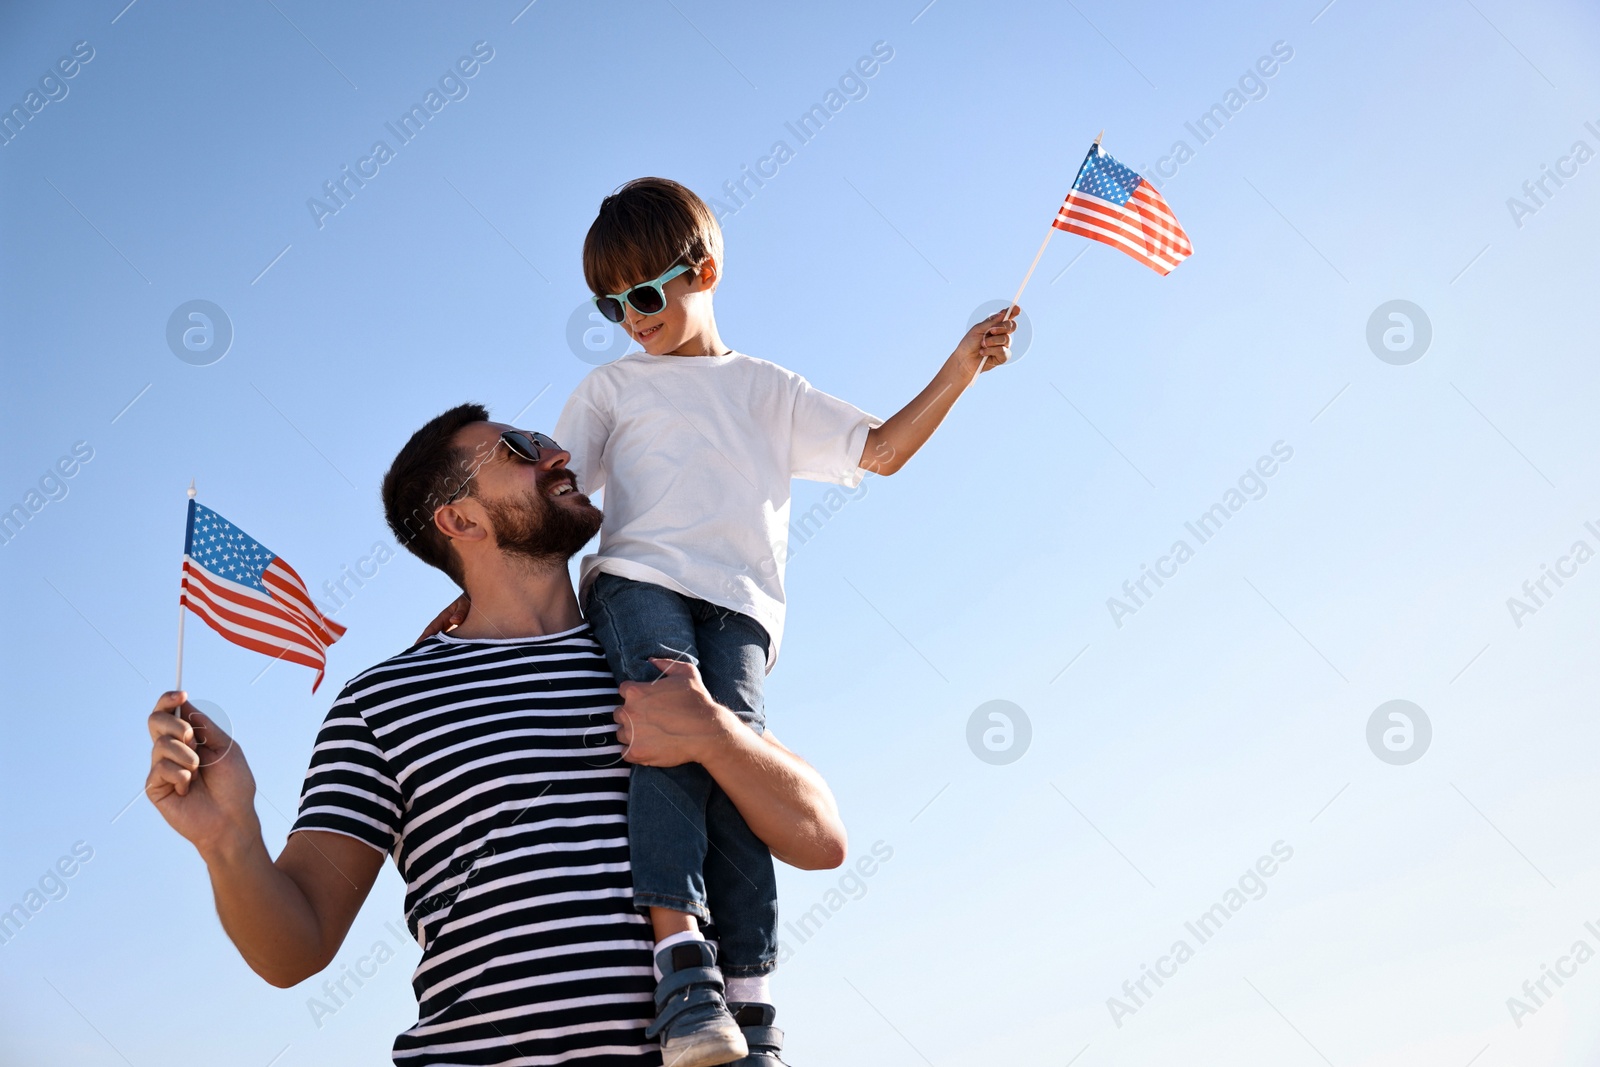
top-left (725, 975), bottom-right (771, 1006)
top-left (653, 929), bottom-right (705, 982)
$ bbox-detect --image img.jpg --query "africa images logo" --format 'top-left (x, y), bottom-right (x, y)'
top-left (166, 300), bottom-right (233, 366)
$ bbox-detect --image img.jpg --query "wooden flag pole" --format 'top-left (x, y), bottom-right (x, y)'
top-left (174, 479), bottom-right (195, 713)
top-left (973, 131), bottom-right (1104, 385)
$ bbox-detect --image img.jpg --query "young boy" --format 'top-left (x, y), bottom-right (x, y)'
top-left (561, 178), bottom-right (1015, 1067)
top-left (430, 177), bottom-right (1015, 1066)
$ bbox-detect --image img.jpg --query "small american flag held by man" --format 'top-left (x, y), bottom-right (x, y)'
top-left (180, 500), bottom-right (345, 691)
top-left (1054, 144), bottom-right (1193, 275)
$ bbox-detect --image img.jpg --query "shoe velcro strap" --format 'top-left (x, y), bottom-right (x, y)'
top-left (741, 1024), bottom-right (784, 1049)
top-left (646, 982), bottom-right (729, 1038)
top-left (653, 964), bottom-right (724, 1006)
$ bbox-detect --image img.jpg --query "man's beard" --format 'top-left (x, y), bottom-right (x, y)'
top-left (481, 476), bottom-right (602, 568)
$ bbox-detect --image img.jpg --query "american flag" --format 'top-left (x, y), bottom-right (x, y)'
top-left (1054, 143), bottom-right (1193, 275)
top-left (180, 500), bottom-right (345, 691)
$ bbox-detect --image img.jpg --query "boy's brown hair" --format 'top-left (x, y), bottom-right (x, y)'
top-left (583, 177), bottom-right (724, 297)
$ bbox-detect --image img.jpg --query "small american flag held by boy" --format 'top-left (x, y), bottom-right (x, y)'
top-left (1054, 143), bottom-right (1193, 275)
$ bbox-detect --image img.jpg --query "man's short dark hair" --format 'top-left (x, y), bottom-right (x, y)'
top-left (382, 402), bottom-right (489, 586)
top-left (583, 176), bottom-right (723, 298)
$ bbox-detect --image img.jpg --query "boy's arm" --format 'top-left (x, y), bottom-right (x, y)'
top-left (858, 306), bottom-right (1018, 475)
top-left (614, 660), bottom-right (847, 870)
top-left (146, 693), bottom-right (385, 988)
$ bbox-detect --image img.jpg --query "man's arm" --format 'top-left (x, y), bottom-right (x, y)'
top-left (614, 660), bottom-right (847, 870)
top-left (859, 306), bottom-right (1018, 475)
top-left (701, 727), bottom-right (846, 871)
top-left (145, 692), bottom-right (384, 987)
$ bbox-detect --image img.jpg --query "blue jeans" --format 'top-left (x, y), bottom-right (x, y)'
top-left (582, 571), bottom-right (778, 978)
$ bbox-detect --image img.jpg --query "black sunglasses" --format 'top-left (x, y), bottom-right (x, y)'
top-left (443, 430), bottom-right (561, 505)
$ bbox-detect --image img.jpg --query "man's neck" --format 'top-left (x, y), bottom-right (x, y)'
top-left (448, 553), bottom-right (584, 640)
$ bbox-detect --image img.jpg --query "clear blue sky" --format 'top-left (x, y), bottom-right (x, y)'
top-left (4, 0), bottom-right (1600, 1063)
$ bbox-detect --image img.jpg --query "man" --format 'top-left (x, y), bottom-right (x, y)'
top-left (144, 403), bottom-right (846, 1066)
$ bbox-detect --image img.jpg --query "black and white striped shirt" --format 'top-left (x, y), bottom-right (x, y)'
top-left (289, 624), bottom-right (659, 1066)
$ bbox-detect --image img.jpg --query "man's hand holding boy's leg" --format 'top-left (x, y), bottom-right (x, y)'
top-left (615, 657), bottom-right (846, 872)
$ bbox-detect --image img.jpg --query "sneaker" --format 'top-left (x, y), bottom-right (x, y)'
top-left (647, 939), bottom-right (749, 1067)
top-left (727, 1002), bottom-right (787, 1065)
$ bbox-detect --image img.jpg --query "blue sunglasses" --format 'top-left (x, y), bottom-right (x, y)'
top-left (592, 263), bottom-right (692, 324)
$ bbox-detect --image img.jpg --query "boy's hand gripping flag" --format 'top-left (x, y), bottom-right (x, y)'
top-left (178, 498), bottom-right (345, 692)
top-left (1053, 141), bottom-right (1193, 275)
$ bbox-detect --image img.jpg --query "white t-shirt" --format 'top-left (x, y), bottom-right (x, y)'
top-left (552, 350), bottom-right (882, 670)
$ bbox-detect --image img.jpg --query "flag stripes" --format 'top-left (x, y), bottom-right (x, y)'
top-left (180, 500), bottom-right (345, 690)
top-left (181, 562), bottom-right (328, 670)
top-left (1052, 142), bottom-right (1193, 276)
